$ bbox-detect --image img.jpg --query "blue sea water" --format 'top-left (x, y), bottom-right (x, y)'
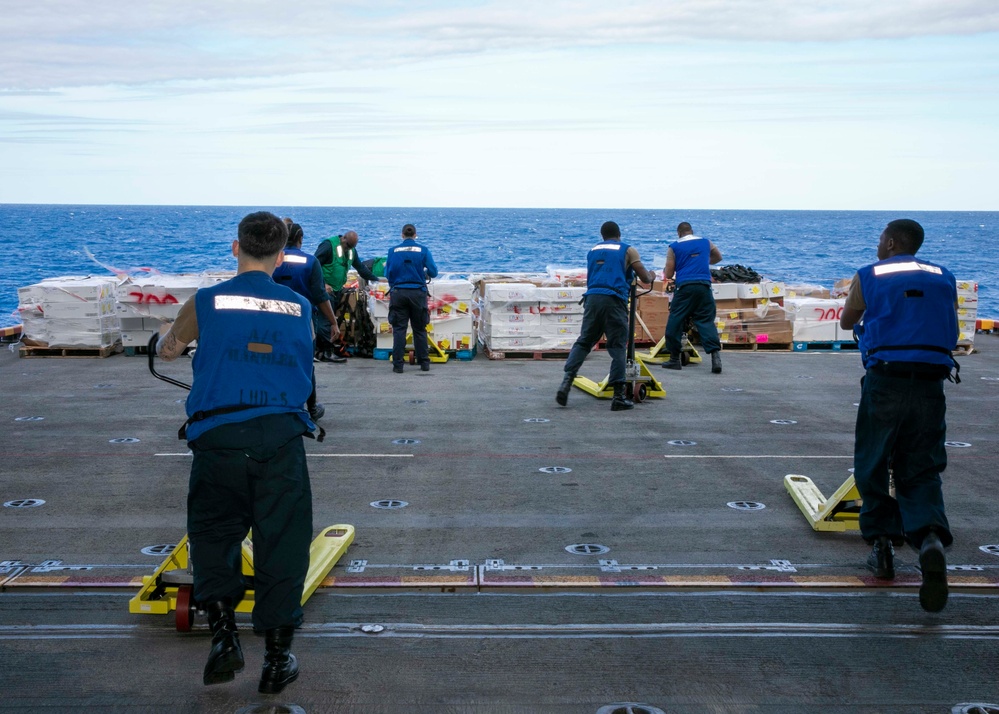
top-left (1, 204), bottom-right (995, 328)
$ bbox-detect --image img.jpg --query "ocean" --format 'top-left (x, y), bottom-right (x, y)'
top-left (1, 204), bottom-right (995, 328)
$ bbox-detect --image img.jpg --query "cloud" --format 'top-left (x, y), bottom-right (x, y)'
top-left (2, 0), bottom-right (998, 89)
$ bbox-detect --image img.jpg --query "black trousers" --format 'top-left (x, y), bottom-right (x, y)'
top-left (188, 413), bottom-right (314, 632)
top-left (562, 293), bottom-right (628, 384)
top-left (389, 288), bottom-right (430, 368)
top-left (665, 283), bottom-right (721, 356)
top-left (853, 368), bottom-right (952, 548)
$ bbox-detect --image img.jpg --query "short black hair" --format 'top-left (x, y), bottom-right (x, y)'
top-left (238, 212), bottom-right (288, 259)
top-left (884, 218), bottom-right (924, 254)
top-left (600, 221), bottom-right (621, 239)
top-left (286, 222), bottom-right (304, 247)
top-left (402, 224), bottom-right (417, 238)
top-left (677, 222), bottom-right (693, 234)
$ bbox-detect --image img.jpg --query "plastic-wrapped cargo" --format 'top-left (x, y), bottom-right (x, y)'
top-left (368, 278), bottom-right (476, 354)
top-left (17, 276), bottom-right (122, 348)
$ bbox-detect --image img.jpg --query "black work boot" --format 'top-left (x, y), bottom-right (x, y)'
top-left (258, 625), bottom-right (299, 694)
top-left (918, 531), bottom-right (948, 613)
top-left (555, 372), bottom-right (575, 406)
top-left (203, 600), bottom-right (244, 686)
top-left (610, 383), bottom-right (634, 411)
top-left (866, 536), bottom-right (895, 579)
top-left (711, 351), bottom-right (722, 374)
top-left (661, 354), bottom-right (682, 370)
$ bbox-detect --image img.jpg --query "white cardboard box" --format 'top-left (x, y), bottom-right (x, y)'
top-left (484, 284), bottom-right (539, 303)
top-left (793, 320), bottom-right (838, 342)
top-left (711, 283), bottom-right (740, 300)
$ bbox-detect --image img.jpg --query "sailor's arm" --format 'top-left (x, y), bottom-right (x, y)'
top-left (157, 297), bottom-right (197, 362)
top-left (839, 274), bottom-right (865, 330)
top-left (709, 243), bottom-right (723, 265)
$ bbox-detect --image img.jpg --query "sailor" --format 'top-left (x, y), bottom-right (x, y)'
top-left (661, 221), bottom-right (724, 373)
top-left (385, 223), bottom-right (439, 373)
top-left (840, 218), bottom-right (959, 613)
top-left (314, 230), bottom-right (380, 360)
top-left (272, 221), bottom-right (340, 421)
top-left (556, 221), bottom-right (657, 410)
top-left (156, 212), bottom-right (315, 693)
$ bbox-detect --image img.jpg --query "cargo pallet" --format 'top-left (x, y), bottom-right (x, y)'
top-left (18, 342), bottom-right (122, 359)
top-left (483, 347), bottom-right (571, 360)
top-left (718, 341), bottom-right (792, 351)
top-left (372, 346), bottom-right (476, 362)
top-left (792, 341), bottom-right (859, 352)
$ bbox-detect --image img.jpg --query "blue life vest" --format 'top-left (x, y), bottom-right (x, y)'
top-left (584, 240), bottom-right (632, 302)
top-left (271, 247), bottom-right (317, 304)
top-left (670, 236), bottom-right (712, 286)
top-left (854, 254), bottom-right (957, 369)
top-left (386, 240), bottom-right (436, 291)
top-left (186, 271), bottom-right (315, 442)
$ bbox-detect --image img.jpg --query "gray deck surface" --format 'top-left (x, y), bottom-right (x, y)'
top-left (2, 338), bottom-right (998, 713)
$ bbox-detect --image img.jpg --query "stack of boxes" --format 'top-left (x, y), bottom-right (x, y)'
top-left (712, 281), bottom-right (793, 346)
top-left (784, 297), bottom-right (847, 343)
top-left (116, 273), bottom-right (232, 348)
top-left (368, 278), bottom-right (476, 353)
top-left (17, 276), bottom-right (121, 349)
top-left (636, 288), bottom-right (670, 343)
top-left (957, 280), bottom-right (978, 352)
top-left (476, 282), bottom-right (586, 353)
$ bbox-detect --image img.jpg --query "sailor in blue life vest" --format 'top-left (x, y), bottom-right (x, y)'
top-left (384, 223), bottom-right (439, 373)
top-left (556, 221), bottom-right (657, 411)
top-left (661, 222), bottom-right (724, 374)
top-left (156, 212), bottom-right (316, 693)
top-left (839, 218), bottom-right (959, 613)
top-left (271, 221), bottom-right (340, 422)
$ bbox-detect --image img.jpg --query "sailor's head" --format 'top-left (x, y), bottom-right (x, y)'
top-left (878, 219), bottom-right (924, 260)
top-left (237, 212), bottom-right (288, 259)
top-left (286, 222), bottom-right (304, 248)
top-left (600, 221), bottom-right (620, 240)
top-left (342, 230), bottom-right (359, 249)
top-left (402, 224), bottom-right (417, 239)
top-left (677, 222), bottom-right (693, 238)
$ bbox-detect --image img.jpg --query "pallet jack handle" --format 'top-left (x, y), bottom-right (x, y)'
top-left (627, 277), bottom-right (655, 363)
top-left (147, 332), bottom-right (192, 391)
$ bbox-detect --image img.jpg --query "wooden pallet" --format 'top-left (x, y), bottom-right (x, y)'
top-left (719, 341), bottom-right (792, 352)
top-left (792, 341), bottom-right (859, 352)
top-left (483, 347), bottom-right (571, 360)
top-left (372, 347), bottom-right (477, 362)
top-left (19, 343), bottom-right (122, 359)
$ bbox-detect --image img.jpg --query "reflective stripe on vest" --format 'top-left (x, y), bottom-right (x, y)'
top-left (214, 295), bottom-right (302, 317)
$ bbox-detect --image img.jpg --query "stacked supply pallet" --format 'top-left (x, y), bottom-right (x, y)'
top-left (712, 281), bottom-right (793, 348)
top-left (784, 296), bottom-right (849, 348)
top-left (956, 280), bottom-right (978, 354)
top-left (17, 276), bottom-right (122, 354)
top-left (116, 273), bottom-right (233, 350)
top-left (477, 282), bottom-right (587, 356)
top-left (368, 279), bottom-right (476, 354)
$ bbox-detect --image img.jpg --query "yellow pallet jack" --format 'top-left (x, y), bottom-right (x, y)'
top-left (784, 474), bottom-right (862, 532)
top-left (637, 333), bottom-right (703, 366)
top-left (573, 280), bottom-right (666, 403)
top-left (406, 328), bottom-right (450, 364)
top-left (129, 525), bottom-right (355, 631)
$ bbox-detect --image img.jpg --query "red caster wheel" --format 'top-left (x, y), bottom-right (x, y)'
top-left (175, 585), bottom-right (195, 632)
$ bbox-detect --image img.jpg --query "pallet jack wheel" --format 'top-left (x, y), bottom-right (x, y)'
top-left (175, 585), bottom-right (195, 633)
top-left (634, 383), bottom-right (648, 403)
top-left (680, 352), bottom-right (691, 366)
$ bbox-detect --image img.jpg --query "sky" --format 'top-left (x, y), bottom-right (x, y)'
top-left (2, 1), bottom-right (998, 210)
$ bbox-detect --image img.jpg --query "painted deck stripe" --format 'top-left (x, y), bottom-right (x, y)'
top-left (4, 621), bottom-right (999, 641)
top-left (154, 452), bottom-right (414, 457)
